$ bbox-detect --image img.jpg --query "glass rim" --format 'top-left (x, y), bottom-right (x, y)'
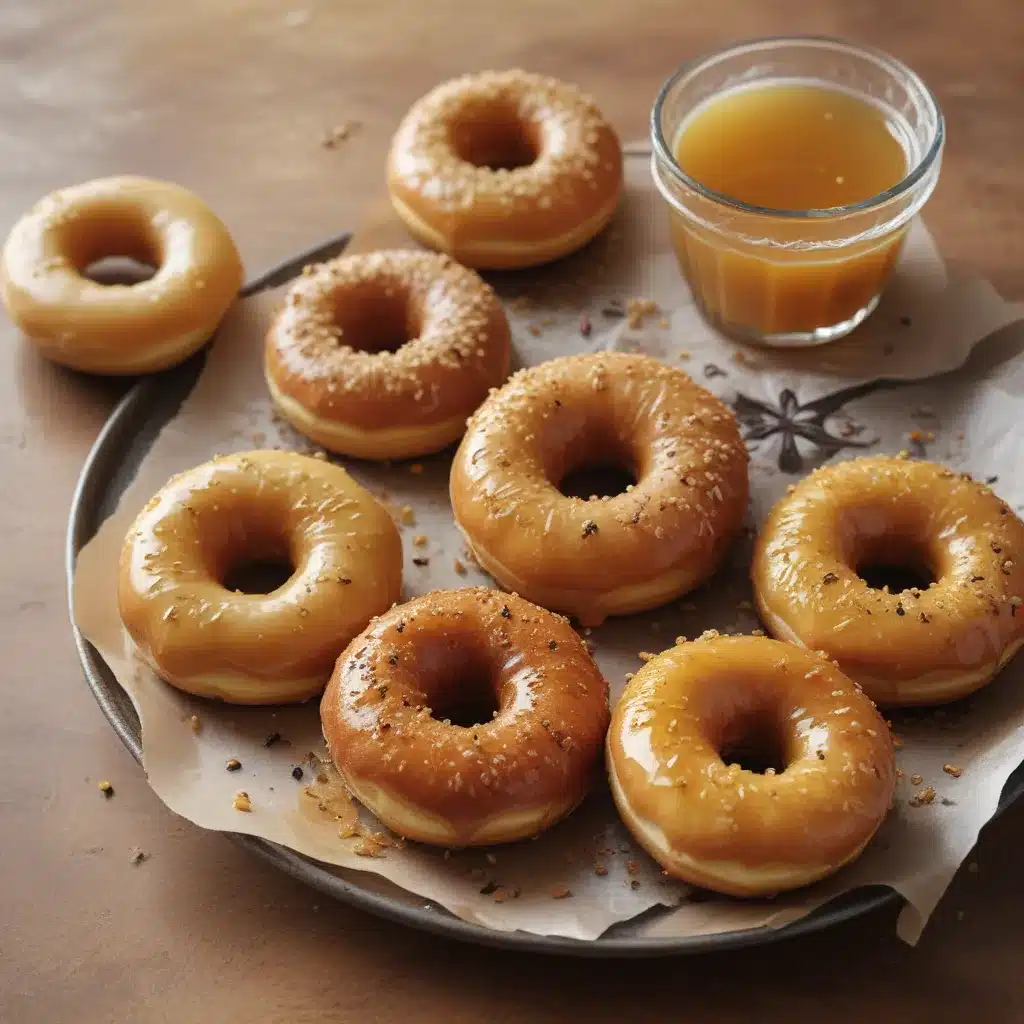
top-left (650, 35), bottom-right (945, 220)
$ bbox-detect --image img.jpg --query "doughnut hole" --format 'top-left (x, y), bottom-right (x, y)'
top-left (718, 720), bottom-right (790, 775)
top-left (450, 100), bottom-right (540, 171)
top-left (559, 460), bottom-right (638, 500)
top-left (838, 502), bottom-right (940, 593)
top-left (63, 207), bottom-right (163, 286)
top-left (222, 557), bottom-right (295, 595)
top-left (699, 687), bottom-right (796, 776)
top-left (195, 498), bottom-right (299, 596)
top-left (409, 632), bottom-right (502, 728)
top-left (331, 277), bottom-right (418, 354)
top-left (551, 420), bottom-right (641, 501)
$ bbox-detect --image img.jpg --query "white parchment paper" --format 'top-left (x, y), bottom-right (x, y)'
top-left (73, 150), bottom-right (1024, 944)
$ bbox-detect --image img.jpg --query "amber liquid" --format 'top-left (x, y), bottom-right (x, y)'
top-left (669, 82), bottom-right (910, 340)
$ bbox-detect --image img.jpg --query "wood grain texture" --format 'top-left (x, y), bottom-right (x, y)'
top-left (1, 1), bottom-right (1022, 1021)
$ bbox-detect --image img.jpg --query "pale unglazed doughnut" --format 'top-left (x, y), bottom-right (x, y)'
top-left (1, 176), bottom-right (242, 374)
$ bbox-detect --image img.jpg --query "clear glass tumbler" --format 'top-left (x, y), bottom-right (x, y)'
top-left (651, 37), bottom-right (944, 347)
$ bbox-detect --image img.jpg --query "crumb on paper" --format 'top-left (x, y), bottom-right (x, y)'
top-left (291, 766), bottom-right (304, 781)
top-left (129, 847), bottom-right (149, 865)
top-left (549, 884), bottom-right (572, 899)
top-left (188, 714), bottom-right (202, 734)
top-left (625, 296), bottom-right (659, 329)
top-left (943, 763), bottom-right (963, 778)
top-left (638, 651), bottom-right (655, 662)
top-left (909, 786), bottom-right (936, 807)
top-left (910, 773), bottom-right (924, 786)
top-left (452, 558), bottom-right (467, 576)
top-left (412, 556), bottom-right (430, 567)
top-left (226, 758), bottom-right (242, 772)
top-left (400, 505), bottom-right (415, 526)
top-left (678, 349), bottom-right (691, 361)
top-left (354, 835), bottom-right (390, 858)
top-left (412, 534), bottom-right (428, 547)
top-left (233, 791), bottom-right (252, 812)
top-left (579, 312), bottom-right (592, 337)
top-left (320, 120), bottom-right (360, 149)
top-left (98, 780), bottom-right (114, 798)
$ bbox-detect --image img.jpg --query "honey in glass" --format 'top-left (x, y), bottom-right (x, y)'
top-left (651, 38), bottom-right (944, 347)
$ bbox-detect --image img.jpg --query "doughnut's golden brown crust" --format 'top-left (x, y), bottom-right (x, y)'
top-left (320, 588), bottom-right (610, 846)
top-left (449, 352), bottom-right (749, 625)
top-left (387, 70), bottom-right (623, 269)
top-left (753, 455), bottom-right (1024, 706)
top-left (1, 176), bottom-right (242, 374)
top-left (265, 251), bottom-right (511, 460)
top-left (117, 451), bottom-right (402, 705)
top-left (607, 634), bottom-right (895, 897)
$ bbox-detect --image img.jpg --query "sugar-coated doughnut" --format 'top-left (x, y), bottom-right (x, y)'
top-left (321, 588), bottom-right (610, 846)
top-left (265, 250), bottom-right (511, 460)
top-left (118, 451), bottom-right (402, 704)
top-left (1, 176), bottom-right (242, 375)
top-left (753, 455), bottom-right (1024, 706)
top-left (607, 634), bottom-right (895, 897)
top-left (387, 70), bottom-right (623, 269)
top-left (450, 352), bottom-right (749, 626)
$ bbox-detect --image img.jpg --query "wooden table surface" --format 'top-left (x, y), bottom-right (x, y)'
top-left (2, 1), bottom-right (1022, 1020)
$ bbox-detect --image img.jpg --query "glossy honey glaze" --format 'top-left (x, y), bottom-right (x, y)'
top-left (450, 352), bottom-right (749, 626)
top-left (321, 589), bottom-right (610, 846)
top-left (117, 451), bottom-right (403, 704)
top-left (753, 455), bottom-right (1024, 706)
top-left (607, 634), bottom-right (895, 895)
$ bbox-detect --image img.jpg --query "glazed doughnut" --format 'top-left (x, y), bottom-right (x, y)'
top-left (450, 352), bottom-right (749, 626)
top-left (387, 70), bottom-right (623, 269)
top-left (753, 455), bottom-right (1024, 706)
top-left (607, 634), bottom-right (895, 897)
top-left (118, 451), bottom-right (402, 704)
top-left (321, 588), bottom-right (610, 846)
top-left (265, 251), bottom-right (511, 460)
top-left (1, 176), bottom-right (242, 375)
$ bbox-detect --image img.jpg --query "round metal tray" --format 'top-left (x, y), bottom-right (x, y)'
top-left (66, 234), bottom-right (1024, 957)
